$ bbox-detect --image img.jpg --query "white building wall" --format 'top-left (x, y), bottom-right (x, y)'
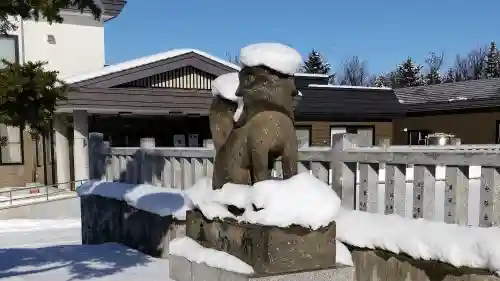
top-left (9, 12), bottom-right (105, 77)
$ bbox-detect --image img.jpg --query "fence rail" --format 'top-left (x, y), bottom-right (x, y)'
top-left (0, 181), bottom-right (82, 207)
top-left (89, 134), bottom-right (500, 228)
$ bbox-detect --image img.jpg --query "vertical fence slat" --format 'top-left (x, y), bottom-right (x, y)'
top-left (444, 166), bottom-right (469, 225)
top-left (162, 157), bottom-right (172, 188)
top-left (413, 165), bottom-right (436, 220)
top-left (385, 164), bottom-right (406, 216)
top-left (359, 163), bottom-right (379, 212)
top-left (111, 155), bottom-right (120, 181)
top-left (103, 154), bottom-right (112, 181)
top-left (139, 138), bottom-right (155, 185)
top-left (298, 161), bottom-right (309, 174)
top-left (152, 154), bottom-right (163, 187)
top-left (274, 160), bottom-right (283, 178)
top-left (182, 158), bottom-right (193, 189)
top-left (331, 134), bottom-right (358, 209)
top-left (479, 166), bottom-right (500, 227)
top-left (311, 162), bottom-right (329, 183)
top-left (172, 157), bottom-right (182, 189)
top-left (192, 158), bottom-right (204, 184)
top-left (118, 155), bottom-right (127, 182)
top-left (203, 157), bottom-right (214, 178)
top-left (124, 155), bottom-right (136, 184)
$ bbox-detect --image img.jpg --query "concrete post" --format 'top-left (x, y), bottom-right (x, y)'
top-left (54, 114), bottom-right (70, 190)
top-left (73, 110), bottom-right (89, 183)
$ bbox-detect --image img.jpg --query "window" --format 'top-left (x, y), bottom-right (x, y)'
top-left (407, 130), bottom-right (431, 145)
top-left (0, 35), bottom-right (18, 67)
top-left (0, 124), bottom-right (23, 164)
top-left (295, 126), bottom-right (311, 149)
top-left (330, 126), bottom-right (374, 146)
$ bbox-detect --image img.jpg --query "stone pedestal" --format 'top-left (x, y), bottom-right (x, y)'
top-left (169, 254), bottom-right (354, 281)
top-left (81, 195), bottom-right (124, 245)
top-left (186, 209), bottom-right (336, 275)
top-left (80, 194), bottom-right (186, 258)
top-left (121, 204), bottom-right (186, 258)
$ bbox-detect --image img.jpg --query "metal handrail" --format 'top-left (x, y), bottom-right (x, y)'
top-left (0, 180), bottom-right (86, 206)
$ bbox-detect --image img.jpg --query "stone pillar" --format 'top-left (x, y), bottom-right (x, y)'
top-left (54, 114), bottom-right (71, 190)
top-left (73, 110), bottom-right (89, 183)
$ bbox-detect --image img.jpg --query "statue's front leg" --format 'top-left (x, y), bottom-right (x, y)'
top-left (251, 148), bottom-right (270, 183)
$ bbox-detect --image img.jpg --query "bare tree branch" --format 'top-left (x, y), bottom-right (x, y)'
top-left (338, 56), bottom-right (369, 86)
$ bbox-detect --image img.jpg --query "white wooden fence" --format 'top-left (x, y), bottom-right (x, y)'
top-left (89, 133), bottom-right (500, 228)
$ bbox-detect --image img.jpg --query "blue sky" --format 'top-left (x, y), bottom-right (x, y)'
top-left (104, 0), bottom-right (500, 75)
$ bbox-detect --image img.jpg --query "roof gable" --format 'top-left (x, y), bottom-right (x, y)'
top-left (64, 49), bottom-right (240, 88)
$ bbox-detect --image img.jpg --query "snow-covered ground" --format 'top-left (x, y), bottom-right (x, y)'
top-left (0, 218), bottom-right (353, 280)
top-left (0, 219), bottom-right (171, 281)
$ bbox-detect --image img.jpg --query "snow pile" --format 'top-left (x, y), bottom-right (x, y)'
top-left (77, 180), bottom-right (192, 220)
top-left (211, 72), bottom-right (239, 102)
top-left (336, 241), bottom-right (354, 266)
top-left (240, 43), bottom-right (303, 75)
top-left (211, 72), bottom-right (244, 122)
top-left (185, 173), bottom-right (341, 230)
top-left (169, 237), bottom-right (254, 275)
top-left (335, 208), bottom-right (500, 274)
top-left (76, 180), bottom-right (134, 201)
top-left (123, 186), bottom-right (192, 220)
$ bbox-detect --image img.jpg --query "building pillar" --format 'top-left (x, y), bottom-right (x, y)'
top-left (73, 110), bottom-right (89, 183)
top-left (54, 114), bottom-right (71, 190)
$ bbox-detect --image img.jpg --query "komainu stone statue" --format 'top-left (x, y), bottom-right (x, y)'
top-left (208, 95), bottom-right (238, 153)
top-left (211, 64), bottom-right (299, 190)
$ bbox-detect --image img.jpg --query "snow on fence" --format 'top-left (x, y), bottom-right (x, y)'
top-left (89, 133), bottom-right (500, 228)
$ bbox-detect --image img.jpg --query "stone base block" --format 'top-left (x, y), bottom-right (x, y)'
top-left (81, 194), bottom-right (124, 244)
top-left (80, 194), bottom-right (186, 259)
top-left (121, 204), bottom-right (186, 258)
top-left (186, 209), bottom-right (336, 275)
top-left (169, 254), bottom-right (354, 281)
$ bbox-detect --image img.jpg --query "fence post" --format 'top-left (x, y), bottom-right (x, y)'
top-left (331, 133), bottom-right (360, 210)
top-left (139, 138), bottom-right (155, 184)
top-left (88, 132), bottom-right (104, 180)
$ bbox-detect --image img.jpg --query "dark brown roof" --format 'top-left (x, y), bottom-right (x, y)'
top-left (65, 0), bottom-right (127, 20)
top-left (395, 78), bottom-right (500, 104)
top-left (394, 78), bottom-right (500, 114)
top-left (58, 87), bottom-right (212, 115)
top-left (294, 86), bottom-right (404, 121)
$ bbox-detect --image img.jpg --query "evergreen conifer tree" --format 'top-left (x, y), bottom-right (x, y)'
top-left (301, 49), bottom-right (331, 74)
top-left (483, 42), bottom-right (500, 78)
top-left (0, 60), bottom-right (67, 134)
top-left (394, 57), bottom-right (425, 87)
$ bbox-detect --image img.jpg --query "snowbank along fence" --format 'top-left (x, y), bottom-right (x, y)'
top-left (89, 133), bottom-right (500, 228)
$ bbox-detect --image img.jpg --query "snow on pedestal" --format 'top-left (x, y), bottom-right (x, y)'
top-left (184, 173), bottom-right (340, 275)
top-left (185, 172), bottom-right (340, 230)
top-left (77, 180), bottom-right (192, 220)
top-left (335, 208), bottom-right (500, 275)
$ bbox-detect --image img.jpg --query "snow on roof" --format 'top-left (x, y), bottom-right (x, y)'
top-left (62, 46), bottom-right (332, 86)
top-left (294, 73), bottom-right (330, 78)
top-left (62, 48), bottom-right (241, 84)
top-left (308, 84), bottom-right (393, 90)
